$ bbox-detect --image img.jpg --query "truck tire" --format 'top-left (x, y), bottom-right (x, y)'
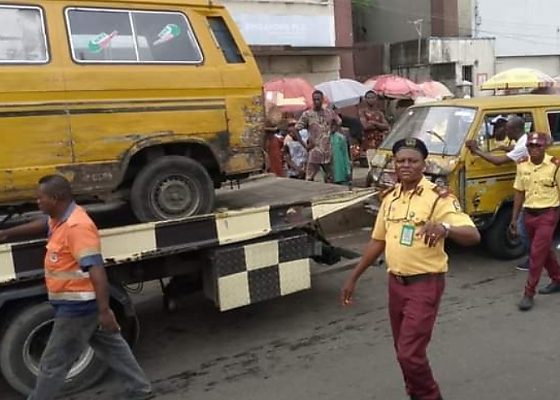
top-left (483, 207), bottom-right (525, 260)
top-left (0, 302), bottom-right (107, 396)
top-left (130, 156), bottom-right (215, 221)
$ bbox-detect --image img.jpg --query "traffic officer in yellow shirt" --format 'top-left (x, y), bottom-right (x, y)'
top-left (341, 138), bottom-right (480, 400)
top-left (510, 132), bottom-right (560, 311)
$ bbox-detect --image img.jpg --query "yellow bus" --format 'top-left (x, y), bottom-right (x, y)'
top-left (369, 95), bottom-right (560, 259)
top-left (0, 0), bottom-right (265, 221)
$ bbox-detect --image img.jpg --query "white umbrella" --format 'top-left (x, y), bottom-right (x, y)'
top-left (315, 79), bottom-right (370, 108)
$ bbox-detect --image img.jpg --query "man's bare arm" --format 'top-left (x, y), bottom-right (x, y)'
top-left (471, 148), bottom-right (512, 165)
top-left (0, 217), bottom-right (48, 242)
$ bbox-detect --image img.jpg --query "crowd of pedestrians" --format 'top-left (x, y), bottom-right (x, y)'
top-left (265, 89), bottom-right (391, 185)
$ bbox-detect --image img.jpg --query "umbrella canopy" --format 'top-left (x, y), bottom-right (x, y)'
top-left (363, 74), bottom-right (395, 90)
top-left (372, 75), bottom-right (423, 99)
top-left (419, 80), bottom-right (454, 99)
top-left (264, 77), bottom-right (315, 112)
top-left (363, 79), bottom-right (376, 90)
top-left (315, 78), bottom-right (370, 108)
top-left (481, 68), bottom-right (556, 90)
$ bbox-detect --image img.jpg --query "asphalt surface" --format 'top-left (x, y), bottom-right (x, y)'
top-left (3, 227), bottom-right (560, 400)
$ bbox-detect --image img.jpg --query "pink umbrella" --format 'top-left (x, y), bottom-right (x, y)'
top-left (372, 75), bottom-right (423, 99)
top-left (363, 74), bottom-right (393, 90)
top-left (419, 80), bottom-right (454, 99)
top-left (264, 77), bottom-right (316, 112)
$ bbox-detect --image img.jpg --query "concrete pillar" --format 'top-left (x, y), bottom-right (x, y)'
top-left (431, 0), bottom-right (459, 37)
top-left (334, 0), bottom-right (355, 79)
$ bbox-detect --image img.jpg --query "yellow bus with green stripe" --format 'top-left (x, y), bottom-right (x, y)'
top-left (0, 0), bottom-right (265, 221)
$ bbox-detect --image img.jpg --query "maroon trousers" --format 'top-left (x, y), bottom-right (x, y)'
top-left (524, 208), bottom-right (560, 297)
top-left (389, 274), bottom-right (445, 400)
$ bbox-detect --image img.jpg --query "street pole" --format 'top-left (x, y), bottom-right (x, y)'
top-left (409, 19), bottom-right (423, 65)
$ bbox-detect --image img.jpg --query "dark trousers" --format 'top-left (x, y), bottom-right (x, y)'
top-left (28, 312), bottom-right (151, 400)
top-left (524, 208), bottom-right (560, 297)
top-left (389, 274), bottom-right (444, 400)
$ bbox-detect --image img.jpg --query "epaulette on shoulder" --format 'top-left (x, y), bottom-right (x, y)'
top-left (517, 156), bottom-right (529, 164)
top-left (432, 186), bottom-right (451, 198)
top-left (380, 187), bottom-right (395, 199)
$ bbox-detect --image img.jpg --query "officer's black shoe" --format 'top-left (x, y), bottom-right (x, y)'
top-left (538, 281), bottom-right (560, 295)
top-left (518, 295), bottom-right (534, 311)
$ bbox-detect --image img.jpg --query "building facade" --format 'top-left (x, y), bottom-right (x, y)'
top-left (350, 0), bottom-right (495, 95)
top-left (476, 0), bottom-right (560, 77)
top-left (222, 0), bottom-right (353, 85)
top-left (391, 37), bottom-right (495, 97)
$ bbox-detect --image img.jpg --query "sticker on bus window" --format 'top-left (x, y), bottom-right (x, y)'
top-left (153, 24), bottom-right (181, 46)
top-left (88, 31), bottom-right (119, 53)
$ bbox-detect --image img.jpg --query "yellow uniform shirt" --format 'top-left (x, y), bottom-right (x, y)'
top-left (372, 177), bottom-right (475, 275)
top-left (513, 154), bottom-right (560, 209)
top-left (489, 137), bottom-right (510, 151)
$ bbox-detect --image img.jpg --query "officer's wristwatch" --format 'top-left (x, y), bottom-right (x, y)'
top-left (441, 222), bottom-right (451, 237)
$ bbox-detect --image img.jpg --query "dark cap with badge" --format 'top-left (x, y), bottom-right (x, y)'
top-left (392, 137), bottom-right (429, 159)
top-left (526, 132), bottom-right (549, 146)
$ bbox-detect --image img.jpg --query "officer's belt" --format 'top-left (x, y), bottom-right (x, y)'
top-left (390, 272), bottom-right (445, 286)
top-left (524, 206), bottom-right (559, 216)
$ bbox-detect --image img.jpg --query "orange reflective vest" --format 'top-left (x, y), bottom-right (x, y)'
top-left (44, 204), bottom-right (100, 302)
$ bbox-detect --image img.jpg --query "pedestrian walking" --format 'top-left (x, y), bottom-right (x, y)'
top-left (510, 132), bottom-right (560, 311)
top-left (0, 175), bottom-right (152, 400)
top-left (341, 138), bottom-right (480, 400)
top-left (296, 90), bottom-right (341, 182)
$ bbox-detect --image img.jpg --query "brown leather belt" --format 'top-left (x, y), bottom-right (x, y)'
top-left (391, 272), bottom-right (445, 286)
top-left (524, 207), bottom-right (559, 216)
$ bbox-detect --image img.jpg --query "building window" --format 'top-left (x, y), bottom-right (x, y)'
top-left (0, 5), bottom-right (48, 63)
top-left (462, 65), bottom-right (473, 96)
top-left (66, 8), bottom-right (203, 64)
top-left (208, 17), bottom-right (244, 64)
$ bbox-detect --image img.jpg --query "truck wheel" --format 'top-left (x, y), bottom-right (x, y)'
top-left (0, 302), bottom-right (106, 396)
top-left (483, 207), bottom-right (525, 260)
top-left (130, 156), bottom-right (215, 221)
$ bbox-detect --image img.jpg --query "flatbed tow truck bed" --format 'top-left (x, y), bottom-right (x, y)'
top-left (0, 175), bottom-right (376, 396)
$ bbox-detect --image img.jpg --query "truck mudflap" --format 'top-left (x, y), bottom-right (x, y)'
top-left (0, 181), bottom-right (375, 286)
top-left (203, 230), bottom-right (317, 311)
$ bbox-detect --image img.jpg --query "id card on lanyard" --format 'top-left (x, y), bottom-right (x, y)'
top-left (400, 224), bottom-right (415, 246)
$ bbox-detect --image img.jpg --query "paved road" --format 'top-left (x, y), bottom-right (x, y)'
top-left (3, 229), bottom-right (560, 400)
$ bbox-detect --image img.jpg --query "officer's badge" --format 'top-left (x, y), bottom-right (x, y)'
top-left (405, 138), bottom-right (417, 147)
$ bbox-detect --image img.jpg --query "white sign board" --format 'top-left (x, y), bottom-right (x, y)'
top-left (231, 14), bottom-right (335, 47)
